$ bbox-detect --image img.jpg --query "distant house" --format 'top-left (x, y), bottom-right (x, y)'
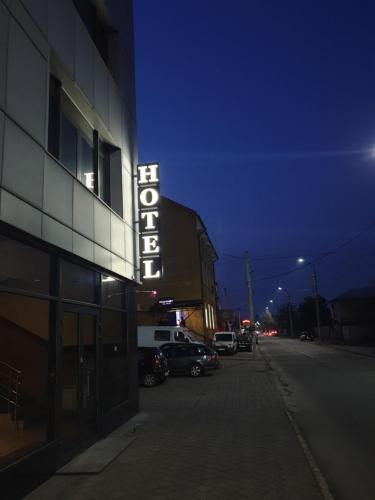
top-left (330, 287), bottom-right (375, 343)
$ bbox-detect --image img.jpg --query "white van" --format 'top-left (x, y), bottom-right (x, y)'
top-left (212, 331), bottom-right (238, 355)
top-left (137, 326), bottom-right (199, 347)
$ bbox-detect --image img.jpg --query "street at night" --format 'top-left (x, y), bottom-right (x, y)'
top-left (261, 336), bottom-right (375, 500)
top-left (1, 1), bottom-right (375, 497)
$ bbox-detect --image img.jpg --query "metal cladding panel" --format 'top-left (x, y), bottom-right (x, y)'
top-left (6, 17), bottom-right (47, 145)
top-left (0, 3), bottom-right (9, 111)
top-left (2, 118), bottom-right (44, 208)
top-left (43, 155), bottom-right (73, 227)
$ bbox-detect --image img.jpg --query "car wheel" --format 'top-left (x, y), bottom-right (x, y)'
top-left (142, 372), bottom-right (157, 387)
top-left (190, 363), bottom-right (203, 377)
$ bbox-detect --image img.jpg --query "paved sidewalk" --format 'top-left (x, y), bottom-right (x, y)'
top-left (26, 350), bottom-right (323, 500)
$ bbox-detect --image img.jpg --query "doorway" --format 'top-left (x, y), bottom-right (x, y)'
top-left (61, 309), bottom-right (98, 450)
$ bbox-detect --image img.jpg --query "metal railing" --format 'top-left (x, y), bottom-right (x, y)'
top-left (0, 361), bottom-right (22, 429)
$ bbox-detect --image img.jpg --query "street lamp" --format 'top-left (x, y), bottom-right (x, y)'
top-left (277, 286), bottom-right (282, 291)
top-left (297, 257), bottom-right (305, 264)
top-left (269, 299), bottom-right (274, 303)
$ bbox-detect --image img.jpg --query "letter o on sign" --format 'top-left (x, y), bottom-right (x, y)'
top-left (140, 188), bottom-right (159, 207)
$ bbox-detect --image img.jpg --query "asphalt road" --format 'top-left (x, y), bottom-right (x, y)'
top-left (260, 336), bottom-right (375, 500)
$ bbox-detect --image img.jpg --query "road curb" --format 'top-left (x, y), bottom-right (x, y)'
top-left (259, 346), bottom-right (335, 500)
top-left (284, 409), bottom-right (335, 500)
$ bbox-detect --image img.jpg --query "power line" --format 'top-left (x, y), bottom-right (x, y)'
top-left (217, 245), bottom-right (375, 263)
top-left (254, 220), bottom-right (375, 282)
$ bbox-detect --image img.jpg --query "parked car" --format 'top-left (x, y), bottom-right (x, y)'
top-left (138, 347), bottom-right (169, 387)
top-left (212, 331), bottom-right (238, 355)
top-left (300, 332), bottom-right (314, 341)
top-left (237, 335), bottom-right (252, 352)
top-left (160, 343), bottom-right (219, 377)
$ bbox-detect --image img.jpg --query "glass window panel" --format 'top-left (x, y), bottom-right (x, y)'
top-left (0, 237), bottom-right (50, 294)
top-left (61, 312), bottom-right (79, 442)
top-left (102, 310), bottom-right (128, 410)
top-left (155, 330), bottom-right (170, 341)
top-left (48, 75), bottom-right (60, 158)
top-left (78, 134), bottom-right (95, 192)
top-left (61, 260), bottom-right (98, 304)
top-left (0, 294), bottom-right (49, 468)
top-left (60, 113), bottom-right (77, 176)
top-left (101, 275), bottom-right (126, 309)
top-left (98, 141), bottom-right (110, 205)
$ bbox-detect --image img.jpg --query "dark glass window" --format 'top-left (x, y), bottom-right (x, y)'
top-left (174, 331), bottom-right (186, 342)
top-left (60, 113), bottom-right (78, 176)
top-left (0, 237), bottom-right (50, 294)
top-left (175, 346), bottom-right (191, 357)
top-left (101, 275), bottom-right (126, 309)
top-left (48, 75), bottom-right (61, 157)
top-left (102, 310), bottom-right (128, 410)
top-left (98, 141), bottom-right (110, 205)
top-left (60, 260), bottom-right (98, 304)
top-left (154, 330), bottom-right (170, 342)
top-left (0, 293), bottom-right (49, 468)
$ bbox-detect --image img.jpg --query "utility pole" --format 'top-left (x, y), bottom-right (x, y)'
top-left (244, 251), bottom-right (255, 324)
top-left (223, 287), bottom-right (229, 309)
top-left (287, 292), bottom-right (295, 338)
top-left (312, 268), bottom-right (322, 340)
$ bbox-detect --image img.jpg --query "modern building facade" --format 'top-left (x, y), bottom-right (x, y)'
top-left (0, 0), bottom-right (139, 493)
top-left (137, 197), bottom-right (218, 343)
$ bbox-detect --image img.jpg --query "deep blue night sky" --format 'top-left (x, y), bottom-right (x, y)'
top-left (133, 0), bottom-right (375, 317)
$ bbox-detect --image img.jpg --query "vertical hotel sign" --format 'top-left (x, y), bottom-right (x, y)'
top-left (137, 163), bottom-right (162, 279)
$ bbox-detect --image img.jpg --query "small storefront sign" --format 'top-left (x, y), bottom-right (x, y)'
top-left (137, 163), bottom-right (162, 279)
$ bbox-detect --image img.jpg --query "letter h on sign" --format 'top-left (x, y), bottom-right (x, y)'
top-left (137, 164), bottom-right (162, 279)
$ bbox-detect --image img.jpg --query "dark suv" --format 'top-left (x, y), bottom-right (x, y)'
top-left (138, 347), bottom-right (169, 387)
top-left (160, 343), bottom-right (219, 377)
top-left (237, 335), bottom-right (252, 352)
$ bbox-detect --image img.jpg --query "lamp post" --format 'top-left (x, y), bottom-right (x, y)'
top-left (312, 268), bottom-right (322, 340)
top-left (277, 286), bottom-right (295, 338)
top-left (296, 257), bottom-right (322, 340)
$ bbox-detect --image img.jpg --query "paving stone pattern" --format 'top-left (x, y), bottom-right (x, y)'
top-left (26, 351), bottom-right (322, 500)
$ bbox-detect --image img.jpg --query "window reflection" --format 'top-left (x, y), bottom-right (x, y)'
top-left (61, 260), bottom-right (98, 304)
top-left (102, 310), bottom-right (128, 410)
top-left (60, 113), bottom-right (77, 176)
top-left (0, 294), bottom-right (49, 468)
top-left (101, 275), bottom-right (126, 309)
top-left (79, 135), bottom-right (95, 192)
top-left (0, 237), bottom-right (50, 294)
top-left (98, 141), bottom-right (110, 205)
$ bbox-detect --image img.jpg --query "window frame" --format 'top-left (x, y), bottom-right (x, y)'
top-left (47, 77), bottom-right (123, 217)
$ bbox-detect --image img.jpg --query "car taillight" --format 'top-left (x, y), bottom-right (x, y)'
top-left (152, 356), bottom-right (161, 368)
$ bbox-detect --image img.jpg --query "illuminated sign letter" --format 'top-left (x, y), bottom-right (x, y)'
top-left (141, 211), bottom-right (159, 230)
top-left (142, 235), bottom-right (160, 254)
top-left (139, 187), bottom-right (159, 207)
top-left (143, 259), bottom-right (161, 279)
top-left (138, 164), bottom-right (159, 185)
